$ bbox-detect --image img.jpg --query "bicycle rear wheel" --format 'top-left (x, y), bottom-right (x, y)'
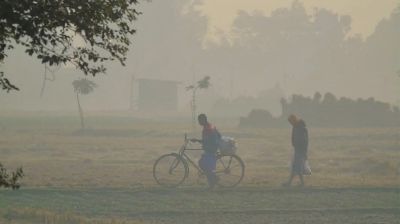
top-left (215, 154), bottom-right (245, 188)
top-left (153, 153), bottom-right (188, 187)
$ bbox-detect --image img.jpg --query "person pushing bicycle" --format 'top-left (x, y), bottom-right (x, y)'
top-left (190, 114), bottom-right (221, 189)
top-left (153, 114), bottom-right (245, 188)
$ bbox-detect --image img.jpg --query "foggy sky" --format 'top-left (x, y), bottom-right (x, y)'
top-left (0, 0), bottom-right (399, 116)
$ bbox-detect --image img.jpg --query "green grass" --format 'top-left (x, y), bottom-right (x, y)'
top-left (1, 187), bottom-right (399, 223)
top-left (1, 187), bottom-right (400, 214)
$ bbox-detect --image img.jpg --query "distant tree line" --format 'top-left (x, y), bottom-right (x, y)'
top-left (240, 92), bottom-right (400, 128)
top-left (208, 84), bottom-right (284, 118)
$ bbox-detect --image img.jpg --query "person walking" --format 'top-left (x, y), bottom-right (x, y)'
top-left (282, 114), bottom-right (309, 187)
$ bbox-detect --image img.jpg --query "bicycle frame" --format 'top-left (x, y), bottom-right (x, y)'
top-left (178, 134), bottom-right (231, 175)
top-left (177, 136), bottom-right (204, 175)
top-left (153, 134), bottom-right (245, 188)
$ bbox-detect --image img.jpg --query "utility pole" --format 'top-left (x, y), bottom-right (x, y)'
top-left (40, 64), bottom-right (57, 98)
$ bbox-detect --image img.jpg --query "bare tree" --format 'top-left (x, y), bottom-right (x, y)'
top-left (72, 78), bottom-right (97, 130)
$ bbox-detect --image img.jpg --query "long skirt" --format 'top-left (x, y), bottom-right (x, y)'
top-left (291, 150), bottom-right (307, 175)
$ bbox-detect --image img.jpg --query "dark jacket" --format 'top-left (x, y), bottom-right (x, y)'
top-left (292, 120), bottom-right (308, 155)
top-left (202, 123), bottom-right (221, 154)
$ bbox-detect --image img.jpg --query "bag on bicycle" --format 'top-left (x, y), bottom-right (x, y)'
top-left (218, 136), bottom-right (237, 155)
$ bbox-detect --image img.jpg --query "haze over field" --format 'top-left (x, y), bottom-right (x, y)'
top-left (1, 0), bottom-right (399, 116)
top-left (1, 2), bottom-right (400, 223)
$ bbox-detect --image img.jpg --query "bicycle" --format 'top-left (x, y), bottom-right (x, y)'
top-left (153, 134), bottom-right (245, 188)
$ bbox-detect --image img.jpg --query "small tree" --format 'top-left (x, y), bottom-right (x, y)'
top-left (72, 78), bottom-right (97, 130)
top-left (0, 163), bottom-right (23, 189)
top-left (186, 76), bottom-right (211, 127)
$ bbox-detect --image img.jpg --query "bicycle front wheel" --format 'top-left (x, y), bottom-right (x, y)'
top-left (153, 153), bottom-right (188, 187)
top-left (215, 154), bottom-right (245, 188)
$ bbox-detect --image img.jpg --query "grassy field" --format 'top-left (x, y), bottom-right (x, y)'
top-left (0, 113), bottom-right (399, 223)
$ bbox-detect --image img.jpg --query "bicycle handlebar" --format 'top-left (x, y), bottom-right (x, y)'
top-left (184, 133), bottom-right (202, 145)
